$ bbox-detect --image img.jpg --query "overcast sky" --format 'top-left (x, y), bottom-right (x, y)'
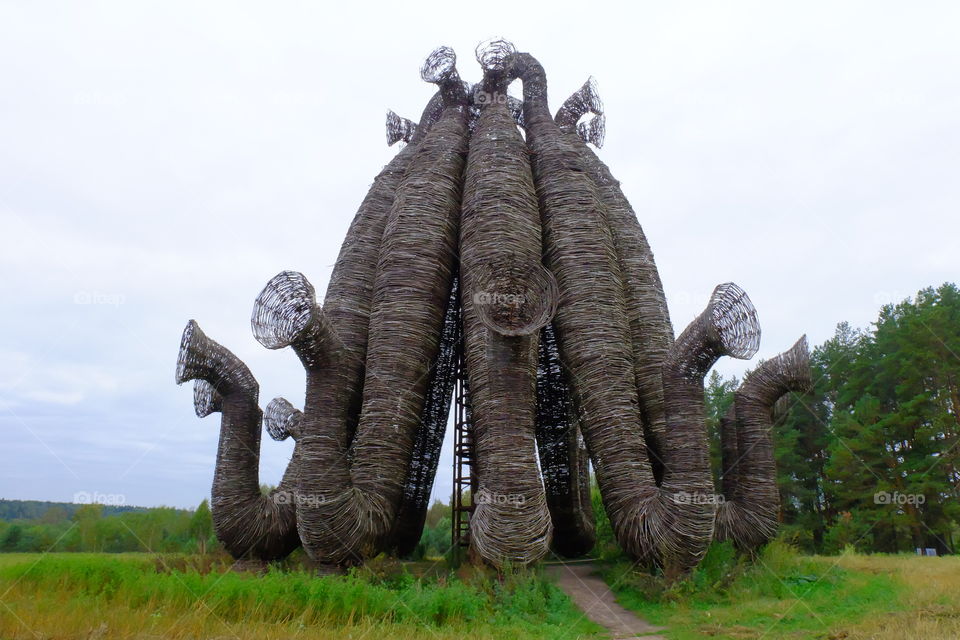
top-left (1, 1), bottom-right (958, 510)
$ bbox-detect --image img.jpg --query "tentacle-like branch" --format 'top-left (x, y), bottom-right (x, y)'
top-left (716, 336), bottom-right (811, 551)
top-left (175, 321), bottom-right (299, 561)
top-left (507, 50), bottom-right (664, 568)
top-left (555, 99), bottom-right (673, 485)
top-left (654, 283), bottom-right (760, 573)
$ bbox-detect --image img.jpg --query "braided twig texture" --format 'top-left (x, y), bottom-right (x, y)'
top-left (716, 336), bottom-right (812, 551)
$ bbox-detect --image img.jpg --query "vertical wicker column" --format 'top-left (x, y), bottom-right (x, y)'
top-left (460, 40), bottom-right (556, 567)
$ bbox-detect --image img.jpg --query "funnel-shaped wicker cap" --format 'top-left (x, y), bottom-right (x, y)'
top-left (475, 38), bottom-right (516, 72)
top-left (193, 379), bottom-right (222, 418)
top-left (252, 271), bottom-right (318, 350)
top-left (709, 283), bottom-right (761, 360)
top-left (420, 46), bottom-right (457, 83)
top-left (264, 397), bottom-right (303, 441)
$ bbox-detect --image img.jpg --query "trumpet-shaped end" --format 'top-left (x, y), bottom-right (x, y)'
top-left (175, 319), bottom-right (257, 395)
top-left (252, 271), bottom-right (335, 369)
top-left (252, 271), bottom-right (318, 349)
top-left (577, 113), bottom-right (605, 148)
top-left (386, 110), bottom-right (417, 146)
top-left (669, 283), bottom-right (761, 381)
top-left (175, 319), bottom-right (205, 385)
top-left (264, 397), bottom-right (303, 442)
top-left (556, 77), bottom-right (603, 129)
top-left (475, 38), bottom-right (516, 72)
top-left (193, 379), bottom-right (222, 418)
top-left (709, 282), bottom-right (761, 360)
top-left (420, 46), bottom-right (456, 83)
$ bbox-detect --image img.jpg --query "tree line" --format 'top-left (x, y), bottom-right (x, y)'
top-left (0, 500), bottom-right (213, 554)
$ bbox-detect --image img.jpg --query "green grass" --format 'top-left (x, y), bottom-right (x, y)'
top-left (5, 548), bottom-right (957, 639)
top-left (601, 541), bottom-right (907, 639)
top-left (0, 553), bottom-right (601, 639)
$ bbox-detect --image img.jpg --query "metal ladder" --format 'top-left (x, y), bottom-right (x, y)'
top-left (451, 311), bottom-right (474, 551)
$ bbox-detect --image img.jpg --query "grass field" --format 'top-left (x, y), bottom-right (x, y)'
top-left (0, 553), bottom-right (600, 639)
top-left (603, 541), bottom-right (960, 639)
top-left (1, 548), bottom-right (958, 639)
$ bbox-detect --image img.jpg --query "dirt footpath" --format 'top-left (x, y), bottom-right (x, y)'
top-left (548, 563), bottom-right (667, 640)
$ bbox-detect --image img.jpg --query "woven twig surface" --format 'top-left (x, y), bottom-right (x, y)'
top-left (296, 72), bottom-right (469, 564)
top-left (655, 283), bottom-right (760, 572)
top-left (176, 321), bottom-right (299, 560)
top-left (460, 52), bottom-right (554, 566)
top-left (508, 50), bottom-right (670, 565)
top-left (561, 123), bottom-right (675, 485)
top-left (716, 336), bottom-right (811, 551)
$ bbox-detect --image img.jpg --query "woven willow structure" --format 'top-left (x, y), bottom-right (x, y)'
top-left (715, 336), bottom-right (813, 551)
top-left (175, 40), bottom-right (810, 574)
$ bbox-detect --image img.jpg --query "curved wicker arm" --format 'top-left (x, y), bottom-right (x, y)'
top-left (652, 283), bottom-right (761, 574)
top-left (175, 321), bottom-right (299, 561)
top-left (716, 336), bottom-right (811, 551)
top-left (296, 49), bottom-right (470, 566)
top-left (459, 51), bottom-right (556, 566)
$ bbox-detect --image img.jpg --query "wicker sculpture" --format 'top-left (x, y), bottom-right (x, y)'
top-left (176, 40), bottom-right (810, 574)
